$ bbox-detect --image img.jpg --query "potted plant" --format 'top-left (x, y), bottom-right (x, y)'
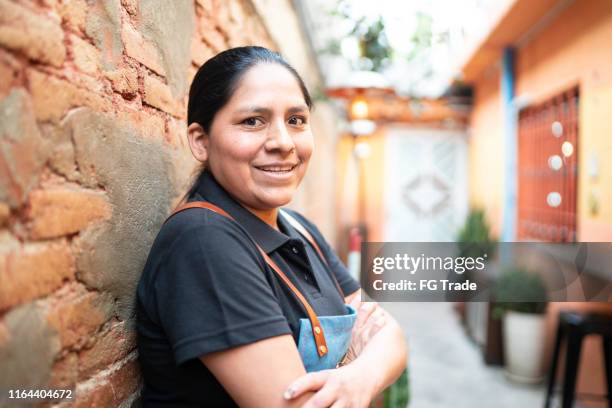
top-left (382, 367), bottom-right (410, 408)
top-left (457, 208), bottom-right (497, 262)
top-left (455, 209), bottom-right (497, 342)
top-left (493, 267), bottom-right (548, 383)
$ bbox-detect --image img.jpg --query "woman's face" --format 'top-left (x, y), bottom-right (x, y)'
top-left (197, 63), bottom-right (313, 211)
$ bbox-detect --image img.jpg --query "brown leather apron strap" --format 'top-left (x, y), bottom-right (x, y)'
top-left (279, 210), bottom-right (345, 298)
top-left (165, 201), bottom-right (329, 357)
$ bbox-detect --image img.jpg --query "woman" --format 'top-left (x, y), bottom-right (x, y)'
top-left (136, 46), bottom-right (407, 407)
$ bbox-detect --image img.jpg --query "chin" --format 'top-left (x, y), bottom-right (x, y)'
top-left (257, 187), bottom-right (295, 209)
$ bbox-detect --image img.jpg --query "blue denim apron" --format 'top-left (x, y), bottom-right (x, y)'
top-left (297, 304), bottom-right (357, 372)
top-left (279, 209), bottom-right (358, 371)
top-left (166, 202), bottom-right (357, 372)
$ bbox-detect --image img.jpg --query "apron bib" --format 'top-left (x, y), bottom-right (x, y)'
top-left (297, 304), bottom-right (357, 371)
top-left (166, 202), bottom-right (357, 371)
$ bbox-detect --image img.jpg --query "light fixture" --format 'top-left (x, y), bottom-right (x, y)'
top-left (561, 141), bottom-right (574, 157)
top-left (548, 155), bottom-right (563, 171)
top-left (350, 97), bottom-right (369, 120)
top-left (547, 192), bottom-right (562, 208)
top-left (350, 119), bottom-right (376, 136)
top-left (353, 141), bottom-right (371, 159)
top-left (551, 121), bottom-right (563, 137)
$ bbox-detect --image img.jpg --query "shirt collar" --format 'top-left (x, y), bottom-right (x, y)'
top-left (189, 170), bottom-right (292, 253)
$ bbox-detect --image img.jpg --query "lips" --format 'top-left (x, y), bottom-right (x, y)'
top-left (254, 162), bottom-right (299, 173)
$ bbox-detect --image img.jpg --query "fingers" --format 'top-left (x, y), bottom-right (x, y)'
top-left (301, 382), bottom-right (340, 408)
top-left (284, 370), bottom-right (330, 400)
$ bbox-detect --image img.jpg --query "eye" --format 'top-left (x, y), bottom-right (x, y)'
top-left (288, 116), bottom-right (307, 126)
top-left (241, 117), bottom-right (264, 127)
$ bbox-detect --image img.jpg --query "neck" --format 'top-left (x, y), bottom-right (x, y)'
top-left (244, 206), bottom-right (280, 231)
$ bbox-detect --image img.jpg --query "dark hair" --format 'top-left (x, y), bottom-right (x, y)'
top-left (182, 46), bottom-right (313, 201)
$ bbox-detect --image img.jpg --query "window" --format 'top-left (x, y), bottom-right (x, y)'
top-left (517, 87), bottom-right (578, 242)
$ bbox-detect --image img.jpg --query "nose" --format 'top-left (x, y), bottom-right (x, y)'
top-left (264, 119), bottom-right (295, 153)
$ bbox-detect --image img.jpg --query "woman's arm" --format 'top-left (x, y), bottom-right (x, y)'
top-left (346, 290), bottom-right (408, 394)
top-left (284, 289), bottom-right (408, 407)
top-left (200, 334), bottom-right (314, 408)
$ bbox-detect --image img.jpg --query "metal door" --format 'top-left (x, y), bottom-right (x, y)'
top-left (383, 127), bottom-right (469, 241)
top-left (517, 88), bottom-right (579, 242)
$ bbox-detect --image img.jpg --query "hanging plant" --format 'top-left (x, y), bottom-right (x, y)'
top-left (354, 16), bottom-right (392, 71)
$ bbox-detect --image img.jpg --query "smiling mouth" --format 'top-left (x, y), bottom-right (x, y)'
top-left (254, 163), bottom-right (299, 173)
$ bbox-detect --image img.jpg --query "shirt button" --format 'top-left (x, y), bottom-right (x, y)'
top-left (292, 246), bottom-right (299, 254)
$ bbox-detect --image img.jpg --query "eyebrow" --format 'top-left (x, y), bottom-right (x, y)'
top-left (235, 105), bottom-right (309, 115)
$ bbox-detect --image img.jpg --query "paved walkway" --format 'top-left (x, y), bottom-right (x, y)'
top-left (383, 302), bottom-right (546, 408)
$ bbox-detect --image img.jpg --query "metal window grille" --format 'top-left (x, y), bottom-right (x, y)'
top-left (517, 87), bottom-right (578, 242)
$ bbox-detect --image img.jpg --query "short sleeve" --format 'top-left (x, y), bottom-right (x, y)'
top-left (287, 211), bottom-right (361, 297)
top-left (154, 220), bottom-right (292, 365)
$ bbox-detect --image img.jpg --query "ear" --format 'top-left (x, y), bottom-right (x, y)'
top-left (187, 122), bottom-right (209, 163)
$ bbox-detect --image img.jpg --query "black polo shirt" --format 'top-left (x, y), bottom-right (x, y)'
top-left (136, 170), bottom-right (360, 407)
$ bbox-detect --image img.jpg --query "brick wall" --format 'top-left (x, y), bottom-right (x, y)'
top-left (0, 1), bottom-right (284, 406)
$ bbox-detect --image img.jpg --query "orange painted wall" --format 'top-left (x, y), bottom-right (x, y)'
top-left (467, 66), bottom-right (504, 238)
top-left (515, 0), bottom-right (612, 241)
top-left (334, 129), bottom-right (386, 255)
top-left (469, 0), bottom-right (612, 402)
top-left (470, 0), bottom-right (612, 240)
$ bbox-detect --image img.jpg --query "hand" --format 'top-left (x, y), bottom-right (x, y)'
top-left (284, 362), bottom-right (375, 408)
top-left (343, 295), bottom-right (386, 364)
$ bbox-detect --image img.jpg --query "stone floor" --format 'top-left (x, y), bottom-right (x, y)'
top-left (383, 302), bottom-right (546, 408)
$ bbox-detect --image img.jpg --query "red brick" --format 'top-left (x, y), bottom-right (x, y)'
top-left (48, 352), bottom-right (78, 389)
top-left (0, 0), bottom-right (66, 67)
top-left (40, 0), bottom-right (60, 9)
top-left (191, 37), bottom-right (214, 66)
top-left (57, 67), bottom-right (109, 97)
top-left (45, 284), bottom-right (114, 350)
top-left (58, 0), bottom-right (88, 33)
top-left (215, 0), bottom-right (231, 25)
top-left (198, 13), bottom-right (227, 52)
top-left (48, 135), bottom-right (79, 181)
top-left (27, 69), bottom-right (111, 122)
top-left (117, 109), bottom-right (165, 142)
top-left (122, 23), bottom-right (166, 76)
top-left (27, 187), bottom-right (111, 240)
top-left (0, 88), bottom-right (50, 207)
top-left (107, 357), bottom-right (141, 403)
top-left (71, 356), bottom-right (140, 408)
top-left (196, 0), bottom-right (214, 18)
top-left (0, 240), bottom-right (75, 311)
top-left (0, 202), bottom-right (9, 227)
top-left (104, 66), bottom-right (139, 98)
top-left (143, 74), bottom-right (184, 117)
top-left (0, 50), bottom-right (21, 99)
top-left (78, 321), bottom-right (136, 380)
top-left (228, 0), bottom-right (246, 25)
top-left (166, 117), bottom-right (188, 149)
top-left (0, 63), bottom-right (15, 99)
top-left (121, 0), bottom-right (139, 16)
top-left (71, 34), bottom-right (101, 74)
top-left (0, 320), bottom-right (9, 348)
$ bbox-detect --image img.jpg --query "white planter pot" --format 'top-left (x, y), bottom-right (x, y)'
top-left (502, 310), bottom-right (546, 383)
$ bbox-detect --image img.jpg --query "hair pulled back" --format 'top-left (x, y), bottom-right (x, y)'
top-left (188, 46), bottom-right (312, 131)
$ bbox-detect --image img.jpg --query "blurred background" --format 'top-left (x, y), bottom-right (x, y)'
top-left (0, 0), bottom-right (611, 407)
